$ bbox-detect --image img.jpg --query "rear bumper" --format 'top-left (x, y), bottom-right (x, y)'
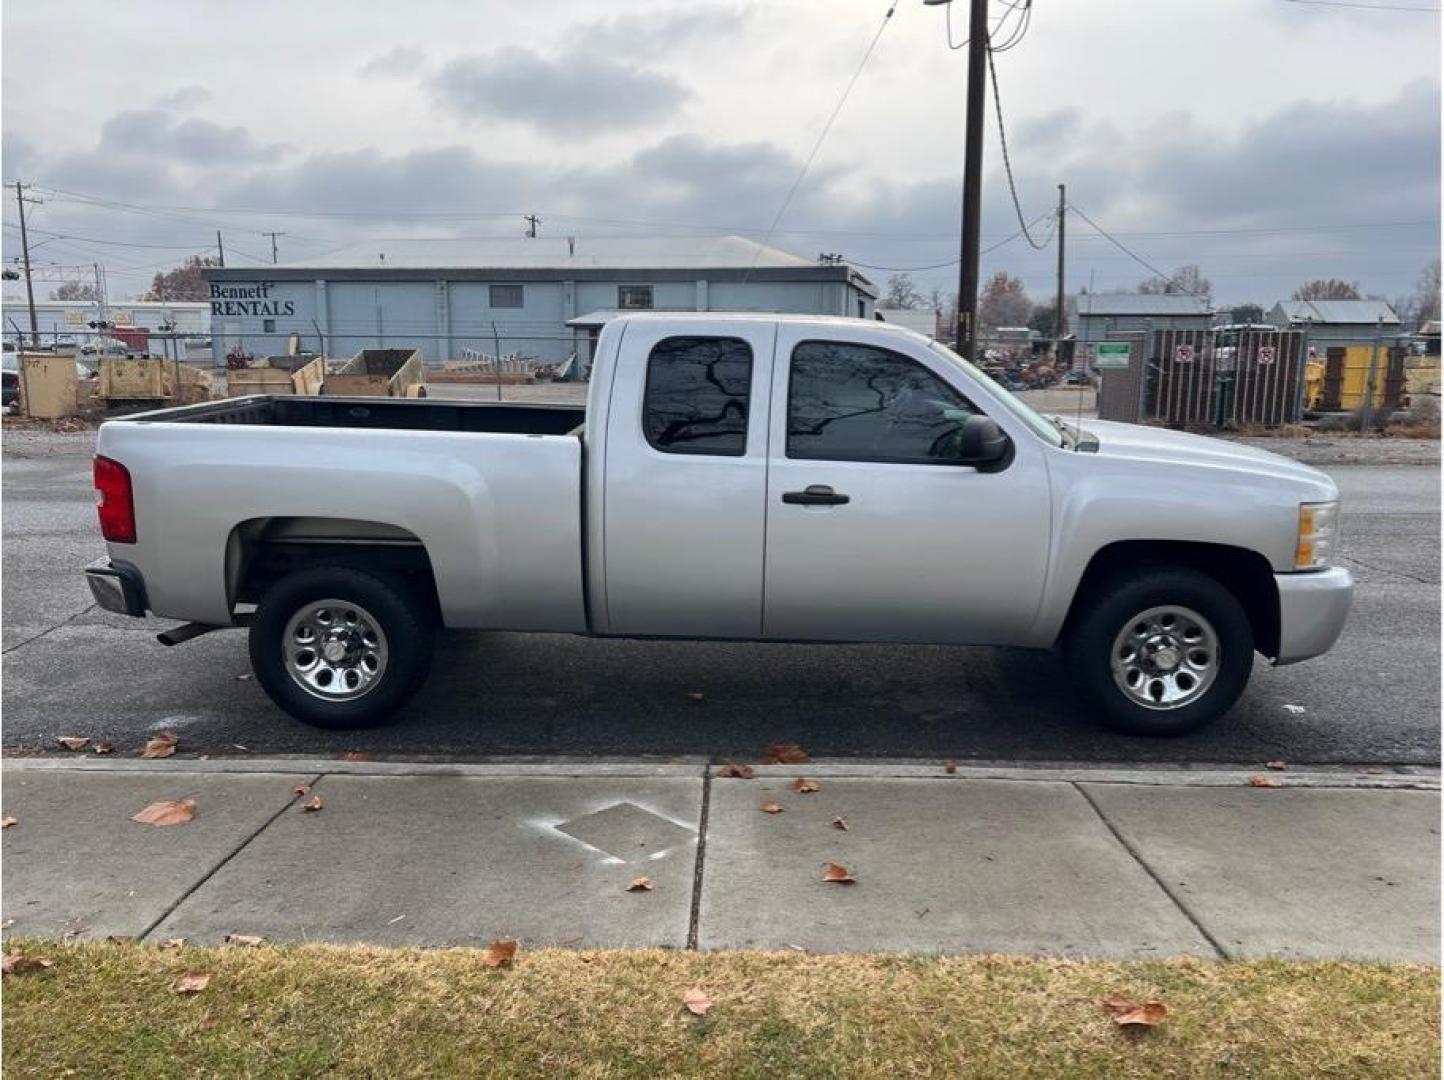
top-left (84, 557), bottom-right (147, 617)
top-left (1273, 566), bottom-right (1353, 665)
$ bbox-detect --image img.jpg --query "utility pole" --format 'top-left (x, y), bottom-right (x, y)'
top-left (14, 181), bottom-right (40, 347)
top-left (955, 0), bottom-right (988, 360)
top-left (265, 231), bottom-right (284, 263)
top-left (523, 214), bottom-right (541, 238)
top-left (1054, 183), bottom-right (1066, 351)
top-left (215, 230), bottom-right (226, 267)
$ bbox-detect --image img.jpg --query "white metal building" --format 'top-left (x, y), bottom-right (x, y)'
top-left (201, 236), bottom-right (879, 365)
top-left (0, 299), bottom-right (209, 351)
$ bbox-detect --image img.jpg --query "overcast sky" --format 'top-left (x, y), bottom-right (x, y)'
top-left (2, 0), bottom-right (1439, 306)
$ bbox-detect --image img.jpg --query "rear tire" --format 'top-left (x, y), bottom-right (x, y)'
top-left (1064, 566), bottom-right (1254, 737)
top-left (249, 565), bottom-right (435, 729)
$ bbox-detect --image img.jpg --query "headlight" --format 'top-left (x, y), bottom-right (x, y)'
top-left (1295, 500), bottom-right (1339, 570)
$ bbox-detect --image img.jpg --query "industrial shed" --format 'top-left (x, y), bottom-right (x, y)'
top-left (1074, 293), bottom-right (1215, 348)
top-left (1267, 298), bottom-right (1401, 347)
top-left (202, 236), bottom-right (878, 366)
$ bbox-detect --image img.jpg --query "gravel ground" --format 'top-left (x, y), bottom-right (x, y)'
top-left (1228, 435), bottom-right (1439, 467)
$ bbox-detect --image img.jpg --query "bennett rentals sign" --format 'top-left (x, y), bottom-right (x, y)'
top-left (209, 282), bottom-right (295, 318)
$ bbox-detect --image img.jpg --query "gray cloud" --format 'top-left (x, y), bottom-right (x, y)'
top-left (361, 46), bottom-right (425, 78)
top-left (428, 47), bottom-right (688, 135)
top-left (99, 109), bottom-right (290, 164)
top-left (152, 84), bottom-right (211, 111)
top-left (7, 78), bottom-right (1437, 306)
top-left (577, 7), bottom-right (747, 53)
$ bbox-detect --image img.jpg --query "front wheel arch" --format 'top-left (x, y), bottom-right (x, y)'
top-left (1057, 539), bottom-right (1279, 659)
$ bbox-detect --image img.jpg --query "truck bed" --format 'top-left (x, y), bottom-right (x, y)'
top-left (114, 394), bottom-right (586, 436)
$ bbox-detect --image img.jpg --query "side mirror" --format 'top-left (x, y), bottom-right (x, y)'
top-left (956, 415), bottom-right (1009, 466)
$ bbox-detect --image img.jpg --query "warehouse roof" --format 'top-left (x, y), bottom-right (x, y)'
top-left (270, 235), bottom-right (816, 271)
top-left (1076, 293), bottom-right (1213, 317)
top-left (1272, 299), bottom-right (1400, 325)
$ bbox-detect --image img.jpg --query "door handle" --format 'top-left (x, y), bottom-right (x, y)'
top-left (782, 484), bottom-right (850, 506)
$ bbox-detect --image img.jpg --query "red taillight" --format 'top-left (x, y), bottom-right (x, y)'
top-left (94, 455), bottom-right (136, 544)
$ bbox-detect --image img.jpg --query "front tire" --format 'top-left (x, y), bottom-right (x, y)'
top-left (1065, 566), bottom-right (1254, 736)
top-left (249, 566), bottom-right (435, 729)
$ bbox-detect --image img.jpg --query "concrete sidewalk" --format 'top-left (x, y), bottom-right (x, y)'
top-left (2, 757), bottom-right (1438, 963)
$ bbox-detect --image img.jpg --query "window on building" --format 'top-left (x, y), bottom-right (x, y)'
top-left (262, 318), bottom-right (276, 333)
top-left (619, 285), bottom-right (654, 310)
top-left (490, 284), bottom-right (524, 308)
top-left (643, 336), bottom-right (752, 456)
top-left (787, 340), bottom-right (979, 465)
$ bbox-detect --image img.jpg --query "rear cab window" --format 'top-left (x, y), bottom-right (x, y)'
top-left (642, 335), bottom-right (753, 456)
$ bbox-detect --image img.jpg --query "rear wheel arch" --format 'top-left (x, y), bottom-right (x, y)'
top-left (1058, 539), bottom-right (1279, 660)
top-left (225, 516), bottom-right (441, 623)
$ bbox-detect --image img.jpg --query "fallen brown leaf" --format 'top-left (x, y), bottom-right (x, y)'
top-left (480, 939), bottom-right (517, 969)
top-left (93, 741), bottom-right (114, 755)
top-left (339, 751), bottom-right (370, 762)
top-left (792, 778), bottom-right (820, 794)
top-left (759, 801), bottom-right (783, 814)
top-left (1265, 760), bottom-right (1287, 771)
top-left (173, 972), bottom-right (211, 994)
top-left (131, 797), bottom-right (197, 826)
top-left (822, 862), bottom-right (856, 884)
top-left (944, 761), bottom-right (958, 774)
top-left (1, 815), bottom-right (15, 830)
top-left (1247, 775), bottom-right (1282, 788)
top-left (687, 691), bottom-right (705, 702)
top-left (301, 795), bottom-right (324, 812)
top-left (2, 951), bottom-right (53, 976)
top-left (626, 877), bottom-right (654, 892)
top-left (292, 784), bottom-right (311, 797)
top-left (682, 987), bottom-right (712, 1016)
top-left (717, 762), bottom-right (754, 779)
top-left (140, 732), bottom-right (179, 759)
top-left (57, 736), bottom-right (89, 752)
top-left (832, 816), bottom-right (849, 831)
top-left (224, 934), bottom-right (264, 947)
top-left (762, 742), bottom-right (810, 765)
top-left (160, 938), bottom-right (186, 950)
top-left (1100, 995), bottom-right (1168, 1028)
top-left (1360, 767), bottom-right (1386, 776)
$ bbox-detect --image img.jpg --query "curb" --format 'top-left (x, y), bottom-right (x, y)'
top-left (3, 755), bottom-right (1436, 790)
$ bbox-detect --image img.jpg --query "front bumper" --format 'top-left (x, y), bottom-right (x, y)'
top-left (1273, 566), bottom-right (1353, 665)
top-left (84, 558), bottom-right (147, 617)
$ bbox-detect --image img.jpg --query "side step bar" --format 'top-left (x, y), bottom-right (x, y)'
top-left (156, 613), bottom-right (254, 647)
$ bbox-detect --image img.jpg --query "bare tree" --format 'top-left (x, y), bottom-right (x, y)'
top-left (978, 271), bottom-right (1033, 329)
top-left (1292, 278), bottom-right (1361, 301)
top-left (1411, 259), bottom-right (1441, 324)
top-left (49, 280), bottom-right (100, 301)
top-left (1138, 264), bottom-right (1214, 302)
top-left (144, 255), bottom-right (221, 301)
top-left (881, 273), bottom-right (923, 310)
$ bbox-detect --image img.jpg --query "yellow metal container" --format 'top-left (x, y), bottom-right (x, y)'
top-left (1316, 345), bottom-right (1405, 411)
top-left (18, 354), bottom-right (79, 419)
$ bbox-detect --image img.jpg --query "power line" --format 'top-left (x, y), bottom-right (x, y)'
top-left (850, 211), bottom-right (1053, 271)
top-left (1066, 200), bottom-right (1210, 298)
top-left (986, 42), bottom-right (1049, 250)
top-left (743, 0), bottom-right (899, 278)
top-left (1281, 0), bottom-right (1440, 11)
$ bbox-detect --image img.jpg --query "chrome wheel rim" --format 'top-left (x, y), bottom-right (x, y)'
top-left (282, 599), bottom-right (388, 701)
top-left (1110, 605), bottom-right (1218, 711)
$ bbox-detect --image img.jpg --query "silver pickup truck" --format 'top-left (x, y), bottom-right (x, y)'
top-left (85, 313), bottom-right (1353, 736)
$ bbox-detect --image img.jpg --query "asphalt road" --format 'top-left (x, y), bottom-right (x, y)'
top-left (2, 430), bottom-right (1438, 765)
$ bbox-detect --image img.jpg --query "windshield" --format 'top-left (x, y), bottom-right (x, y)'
top-left (926, 341), bottom-right (1065, 448)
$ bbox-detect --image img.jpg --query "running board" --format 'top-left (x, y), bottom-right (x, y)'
top-left (156, 614), bottom-right (253, 647)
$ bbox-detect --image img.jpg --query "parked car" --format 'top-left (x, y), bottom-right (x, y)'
top-left (2, 354), bottom-right (18, 409)
top-left (1064, 370), bottom-right (1093, 386)
top-left (84, 313), bottom-right (1352, 736)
